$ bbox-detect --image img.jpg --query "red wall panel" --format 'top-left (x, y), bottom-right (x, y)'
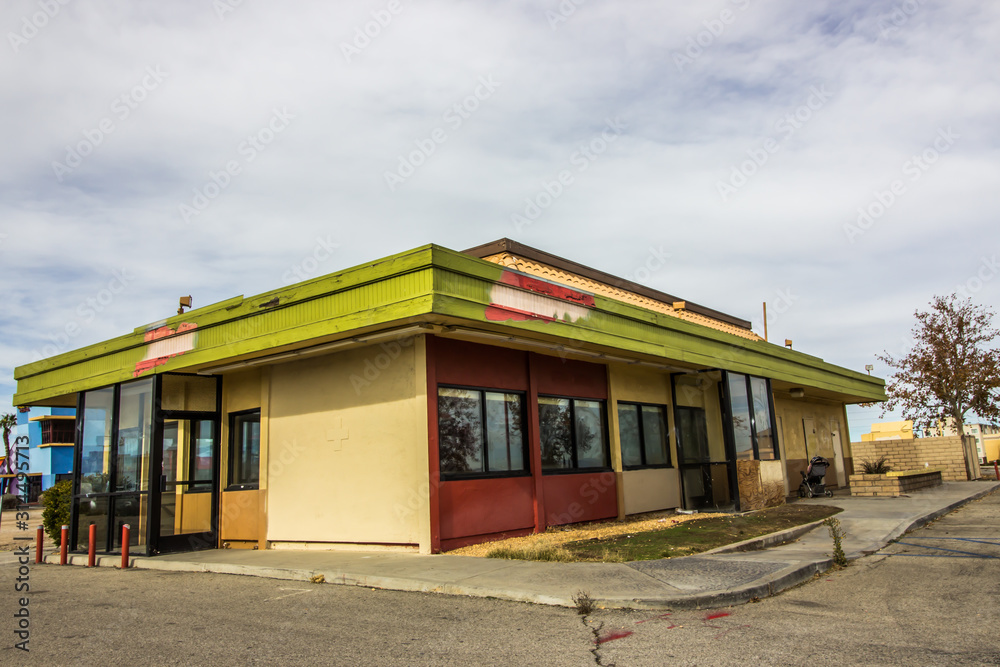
top-left (433, 337), bottom-right (529, 390)
top-left (542, 472), bottom-right (618, 526)
top-left (439, 476), bottom-right (535, 540)
top-left (532, 353), bottom-right (608, 399)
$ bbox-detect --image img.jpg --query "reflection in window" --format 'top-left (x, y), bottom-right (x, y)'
top-left (191, 421), bottom-right (216, 482)
top-left (115, 378), bottom-right (153, 492)
top-left (540, 396), bottom-right (608, 471)
top-left (724, 373), bottom-right (779, 461)
top-left (229, 411), bottom-right (260, 488)
top-left (439, 388), bottom-right (526, 476)
top-left (80, 387), bottom-right (115, 494)
top-left (750, 377), bottom-right (776, 460)
top-left (618, 403), bottom-right (671, 468)
top-left (727, 373), bottom-right (754, 461)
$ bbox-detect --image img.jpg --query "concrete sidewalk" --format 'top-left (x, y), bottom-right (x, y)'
top-left (42, 481), bottom-right (1000, 611)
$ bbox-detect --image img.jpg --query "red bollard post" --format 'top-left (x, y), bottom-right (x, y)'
top-left (88, 524), bottom-right (97, 567)
top-left (59, 525), bottom-right (68, 565)
top-left (994, 460), bottom-right (999, 481)
top-left (35, 526), bottom-right (43, 564)
top-left (120, 524), bottom-right (130, 570)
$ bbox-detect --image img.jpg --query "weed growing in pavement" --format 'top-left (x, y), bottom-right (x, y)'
top-left (572, 590), bottom-right (595, 615)
top-left (823, 517), bottom-right (848, 566)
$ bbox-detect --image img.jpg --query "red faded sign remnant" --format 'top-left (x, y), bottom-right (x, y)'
top-left (133, 322), bottom-right (198, 376)
top-left (498, 271), bottom-right (595, 306)
top-left (595, 630), bottom-right (634, 645)
top-left (485, 270), bottom-right (595, 323)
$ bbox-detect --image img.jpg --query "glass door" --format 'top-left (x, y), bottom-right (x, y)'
top-left (155, 418), bottom-right (218, 553)
top-left (672, 372), bottom-right (738, 512)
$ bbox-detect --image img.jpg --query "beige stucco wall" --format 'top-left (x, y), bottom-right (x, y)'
top-left (773, 396), bottom-right (848, 492)
top-left (265, 336), bottom-right (429, 550)
top-left (219, 368), bottom-right (266, 547)
top-left (608, 365), bottom-right (681, 514)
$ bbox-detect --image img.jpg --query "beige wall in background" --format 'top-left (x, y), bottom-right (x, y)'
top-left (266, 337), bottom-right (428, 550)
top-left (608, 364), bottom-right (681, 514)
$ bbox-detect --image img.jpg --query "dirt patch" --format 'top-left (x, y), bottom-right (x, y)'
top-left (454, 503), bottom-right (842, 563)
top-left (449, 509), bottom-right (727, 558)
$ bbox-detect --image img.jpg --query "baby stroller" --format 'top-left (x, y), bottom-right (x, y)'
top-left (798, 455), bottom-right (833, 498)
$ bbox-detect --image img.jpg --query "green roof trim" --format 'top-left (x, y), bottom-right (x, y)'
top-left (14, 243), bottom-right (885, 405)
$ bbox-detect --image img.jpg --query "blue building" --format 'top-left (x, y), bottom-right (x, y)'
top-left (15, 406), bottom-right (75, 501)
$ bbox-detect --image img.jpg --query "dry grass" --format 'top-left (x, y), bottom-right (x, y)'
top-left (448, 509), bottom-right (723, 558)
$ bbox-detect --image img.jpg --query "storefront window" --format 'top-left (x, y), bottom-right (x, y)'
top-left (618, 403), bottom-right (670, 468)
top-left (540, 396), bottom-right (608, 471)
top-left (438, 387), bottom-right (526, 476)
top-left (79, 387), bottom-right (114, 495)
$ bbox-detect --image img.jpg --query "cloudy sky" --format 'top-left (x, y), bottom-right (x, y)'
top-left (2, 0), bottom-right (998, 440)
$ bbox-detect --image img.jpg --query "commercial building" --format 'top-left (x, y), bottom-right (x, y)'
top-left (13, 239), bottom-right (884, 555)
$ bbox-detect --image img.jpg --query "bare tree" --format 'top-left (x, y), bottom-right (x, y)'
top-left (877, 295), bottom-right (1000, 437)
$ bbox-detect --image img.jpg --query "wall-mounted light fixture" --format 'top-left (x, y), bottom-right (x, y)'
top-left (784, 339), bottom-right (793, 349)
top-left (865, 364), bottom-right (874, 375)
top-left (790, 388), bottom-right (805, 398)
top-left (178, 295), bottom-right (193, 315)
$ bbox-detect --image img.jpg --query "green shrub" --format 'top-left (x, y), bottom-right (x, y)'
top-left (860, 456), bottom-right (892, 474)
top-left (42, 480), bottom-right (72, 544)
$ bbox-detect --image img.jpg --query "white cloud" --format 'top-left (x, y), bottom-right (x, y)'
top-left (2, 0), bottom-right (999, 443)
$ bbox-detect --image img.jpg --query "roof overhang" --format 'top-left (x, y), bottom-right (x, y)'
top-left (15, 243), bottom-right (885, 406)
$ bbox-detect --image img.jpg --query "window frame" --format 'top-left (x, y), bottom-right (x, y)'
top-left (186, 419), bottom-right (216, 493)
top-left (722, 372), bottom-right (780, 462)
top-left (617, 401), bottom-right (673, 470)
top-left (437, 384), bottom-right (530, 481)
top-left (227, 409), bottom-right (261, 491)
top-left (538, 394), bottom-right (612, 475)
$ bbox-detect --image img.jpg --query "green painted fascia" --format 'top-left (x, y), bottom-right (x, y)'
top-left (17, 244), bottom-right (438, 379)
top-left (15, 246), bottom-right (440, 405)
top-left (15, 241), bottom-right (885, 406)
top-left (427, 248), bottom-right (884, 402)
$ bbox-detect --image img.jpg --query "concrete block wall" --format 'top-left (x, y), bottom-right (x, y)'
top-left (850, 436), bottom-right (968, 481)
top-left (848, 471), bottom-right (942, 497)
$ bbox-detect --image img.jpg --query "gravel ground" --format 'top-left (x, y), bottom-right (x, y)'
top-left (448, 509), bottom-right (724, 557)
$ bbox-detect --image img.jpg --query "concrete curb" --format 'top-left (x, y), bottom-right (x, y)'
top-left (858, 481), bottom-right (1000, 556)
top-left (701, 519), bottom-right (826, 556)
top-left (34, 484), bottom-right (1000, 612)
